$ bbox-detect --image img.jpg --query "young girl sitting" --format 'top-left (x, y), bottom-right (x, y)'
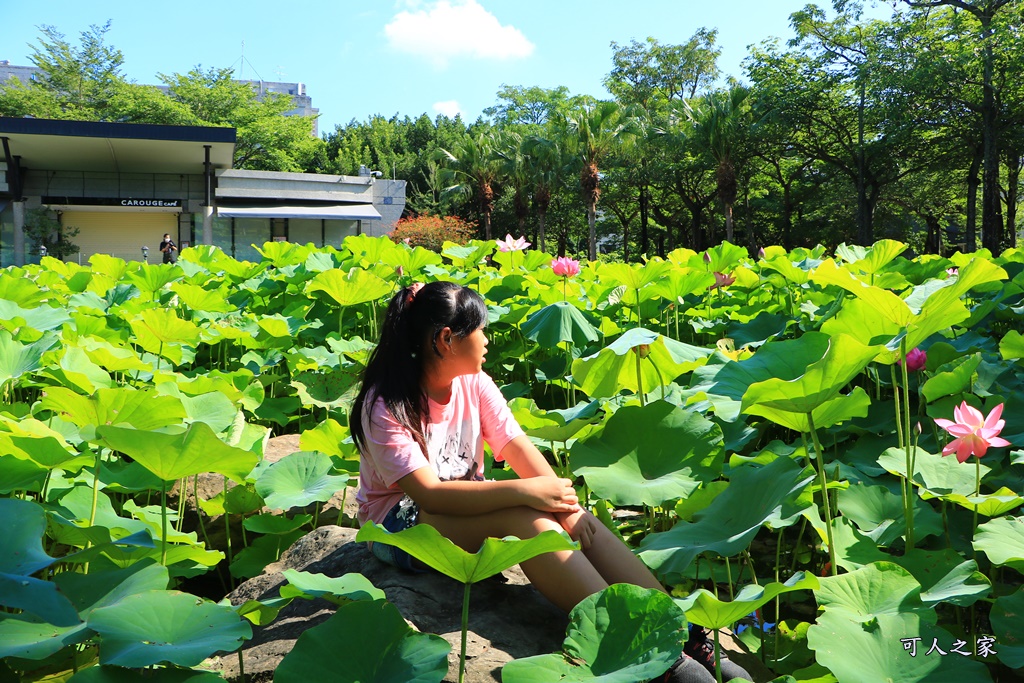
top-left (351, 281), bottom-right (749, 683)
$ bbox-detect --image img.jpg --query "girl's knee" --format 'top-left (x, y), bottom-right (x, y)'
top-left (502, 506), bottom-right (561, 537)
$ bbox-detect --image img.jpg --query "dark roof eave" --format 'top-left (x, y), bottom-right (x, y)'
top-left (0, 117), bottom-right (236, 144)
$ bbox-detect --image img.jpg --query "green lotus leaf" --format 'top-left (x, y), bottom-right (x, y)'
top-left (68, 665), bottom-right (225, 683)
top-left (157, 386), bottom-right (238, 434)
top-left (809, 610), bottom-right (992, 683)
top-left (170, 282), bottom-right (236, 313)
top-left (521, 301), bottom-right (600, 348)
top-left (892, 549), bottom-right (991, 608)
top-left (836, 239), bottom-right (906, 274)
top-left (876, 448), bottom-right (986, 498)
top-left (390, 244), bottom-right (443, 275)
top-left (275, 599), bottom-right (449, 683)
top-left (689, 334), bottom-right (831, 421)
top-left (0, 615), bottom-right (86, 661)
top-left (725, 312), bottom-right (791, 348)
top-left (741, 333), bottom-right (879, 415)
top-left (943, 486), bottom-right (1024, 517)
top-left (990, 587), bottom-right (1024, 669)
top-left (290, 367), bottom-right (360, 409)
top-left (443, 240), bottom-right (494, 268)
top-left (747, 387), bottom-right (871, 432)
top-left (0, 454), bottom-right (47, 491)
top-left (356, 522), bottom-right (577, 584)
top-left (673, 481), bottom-right (729, 522)
top-left (1000, 330), bottom-right (1024, 361)
top-left (243, 513), bottom-right (312, 535)
top-left (653, 268), bottom-right (717, 302)
top-left (0, 498), bottom-right (60, 575)
top-left (0, 330), bottom-right (56, 388)
top-left (814, 562), bottom-right (928, 619)
top-left (921, 354), bottom-right (982, 402)
top-left (570, 400), bottom-right (724, 507)
top-left (516, 399), bottom-right (603, 443)
top-left (637, 456), bottom-right (814, 582)
top-left (573, 328), bottom-right (710, 399)
top-left (761, 254), bottom-right (811, 284)
top-left (502, 584), bottom-right (685, 683)
top-left (974, 516), bottom-right (1024, 572)
top-left (38, 346), bottom-right (113, 393)
top-left (679, 572), bottom-right (818, 630)
top-left (811, 259), bottom-right (915, 327)
top-left (838, 483), bottom-right (944, 546)
top-left (95, 422), bottom-right (258, 483)
top-left (76, 337), bottom-right (150, 373)
top-left (305, 267), bottom-right (391, 308)
top-left (699, 241), bottom-right (748, 274)
top-left (229, 529), bottom-right (305, 579)
top-left (255, 240), bottom-right (314, 267)
top-left (0, 423), bottom-right (86, 472)
top-left (254, 451), bottom-right (349, 510)
top-left (279, 569), bottom-right (386, 604)
top-left (128, 307), bottom-right (202, 348)
top-left (87, 589), bottom-right (251, 668)
top-left (300, 418), bottom-right (358, 462)
top-left (820, 515), bottom-right (889, 571)
top-left (0, 272), bottom-right (46, 307)
top-left (39, 386), bottom-right (186, 431)
top-left (125, 262), bottom-right (180, 294)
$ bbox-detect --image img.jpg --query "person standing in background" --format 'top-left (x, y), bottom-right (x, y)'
top-left (159, 233), bottom-right (177, 263)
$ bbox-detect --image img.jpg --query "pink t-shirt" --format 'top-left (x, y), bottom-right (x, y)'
top-left (356, 371), bottom-right (524, 525)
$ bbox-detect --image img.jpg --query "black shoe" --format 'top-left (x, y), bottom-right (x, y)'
top-left (649, 653), bottom-right (715, 683)
top-left (683, 625), bottom-right (753, 681)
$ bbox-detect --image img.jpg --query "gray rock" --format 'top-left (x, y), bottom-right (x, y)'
top-left (206, 525), bottom-right (568, 683)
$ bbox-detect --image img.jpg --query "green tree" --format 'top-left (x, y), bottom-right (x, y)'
top-left (438, 131), bottom-right (502, 239)
top-left (564, 101), bottom-right (638, 260)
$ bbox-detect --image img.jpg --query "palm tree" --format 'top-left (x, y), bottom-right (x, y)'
top-left (564, 101), bottom-right (638, 260)
top-left (437, 132), bottom-right (501, 239)
top-left (684, 85), bottom-right (752, 244)
top-left (521, 134), bottom-right (568, 253)
top-left (494, 130), bottom-right (532, 240)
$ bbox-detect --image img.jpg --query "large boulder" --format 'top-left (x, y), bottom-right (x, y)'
top-left (206, 525), bottom-right (568, 683)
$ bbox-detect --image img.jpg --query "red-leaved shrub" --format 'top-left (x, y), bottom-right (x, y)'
top-left (389, 215), bottom-right (477, 252)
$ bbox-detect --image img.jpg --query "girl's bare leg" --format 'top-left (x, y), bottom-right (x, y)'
top-left (578, 511), bottom-right (667, 594)
top-left (419, 506), bottom-right (610, 612)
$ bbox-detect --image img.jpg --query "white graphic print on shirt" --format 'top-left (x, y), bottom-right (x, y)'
top-left (426, 418), bottom-right (480, 481)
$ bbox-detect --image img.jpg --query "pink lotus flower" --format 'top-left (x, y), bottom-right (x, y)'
top-left (757, 247), bottom-right (766, 260)
top-left (496, 234), bottom-right (530, 252)
top-left (900, 347), bottom-right (927, 372)
top-left (710, 272), bottom-right (736, 290)
top-left (702, 252), bottom-right (712, 264)
top-left (947, 267), bottom-right (958, 277)
top-left (551, 256), bottom-right (581, 277)
top-left (935, 401), bottom-right (1010, 462)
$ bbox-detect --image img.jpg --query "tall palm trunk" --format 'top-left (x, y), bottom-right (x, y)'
top-left (480, 182), bottom-right (494, 240)
top-left (581, 162), bottom-right (600, 260)
top-left (717, 158), bottom-right (737, 243)
top-left (535, 184), bottom-right (551, 253)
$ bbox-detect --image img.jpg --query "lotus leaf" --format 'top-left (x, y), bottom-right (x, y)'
top-left (68, 666), bottom-right (225, 683)
top-left (638, 456), bottom-right (814, 582)
top-left (87, 590), bottom-right (251, 667)
top-left (502, 584), bottom-right (685, 683)
top-left (95, 422), bottom-right (258, 483)
top-left (974, 516), bottom-right (1024, 572)
top-left (990, 587), bottom-right (1024, 668)
top-left (279, 569), bottom-right (386, 604)
top-left (893, 549), bottom-right (991, 608)
top-left (521, 301), bottom-right (600, 348)
top-left (678, 572), bottom-right (818, 629)
top-left (275, 599), bottom-right (449, 683)
top-left (305, 267), bottom-right (391, 308)
top-left (573, 328), bottom-right (710, 399)
top-left (570, 400), bottom-right (724, 507)
top-left (254, 450), bottom-right (349, 510)
top-left (356, 522), bottom-right (577, 584)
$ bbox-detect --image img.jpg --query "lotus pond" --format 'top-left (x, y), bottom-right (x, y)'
top-left (1, 236), bottom-right (1023, 683)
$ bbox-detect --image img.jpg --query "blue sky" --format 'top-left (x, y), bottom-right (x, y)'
top-left (5, 0), bottom-right (893, 134)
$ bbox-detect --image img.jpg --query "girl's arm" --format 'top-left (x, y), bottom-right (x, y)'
top-left (500, 435), bottom-right (600, 549)
top-left (396, 456), bottom-right (579, 517)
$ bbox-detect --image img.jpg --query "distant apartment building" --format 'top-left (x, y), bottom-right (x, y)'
top-left (0, 61), bottom-right (320, 135)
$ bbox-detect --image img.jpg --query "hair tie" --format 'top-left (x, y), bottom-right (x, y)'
top-left (405, 282), bottom-right (424, 305)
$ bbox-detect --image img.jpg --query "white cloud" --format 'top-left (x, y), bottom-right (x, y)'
top-left (432, 100), bottom-right (462, 117)
top-left (384, 0), bottom-right (534, 68)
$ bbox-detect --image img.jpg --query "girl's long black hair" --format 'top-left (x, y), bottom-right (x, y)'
top-left (350, 281), bottom-right (488, 456)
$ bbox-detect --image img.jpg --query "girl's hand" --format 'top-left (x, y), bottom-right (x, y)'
top-left (555, 509), bottom-right (598, 550)
top-left (521, 476), bottom-right (581, 513)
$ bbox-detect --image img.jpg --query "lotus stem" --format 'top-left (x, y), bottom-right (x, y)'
top-left (459, 582), bottom-right (471, 683)
top-left (806, 413), bottom-right (837, 576)
top-left (773, 528), bottom-right (782, 666)
top-left (160, 480), bottom-right (168, 565)
top-left (725, 555), bottom-right (734, 601)
top-left (713, 627), bottom-right (723, 683)
top-left (635, 351), bottom-right (645, 406)
top-left (900, 338), bottom-right (915, 550)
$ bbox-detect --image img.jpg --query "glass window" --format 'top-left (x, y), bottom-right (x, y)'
top-left (289, 218), bottom-right (322, 246)
top-left (324, 220), bottom-right (359, 247)
top-left (0, 203), bottom-right (13, 268)
top-left (234, 217), bottom-right (270, 262)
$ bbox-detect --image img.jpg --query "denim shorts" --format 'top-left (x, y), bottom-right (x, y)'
top-left (365, 496), bottom-right (428, 573)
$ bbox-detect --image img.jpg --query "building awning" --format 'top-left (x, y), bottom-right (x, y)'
top-left (216, 204), bottom-right (381, 220)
